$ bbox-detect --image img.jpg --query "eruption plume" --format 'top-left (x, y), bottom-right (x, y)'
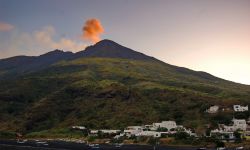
top-left (82, 18), bottom-right (104, 43)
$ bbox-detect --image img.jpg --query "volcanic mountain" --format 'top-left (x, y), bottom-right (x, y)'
top-left (0, 39), bottom-right (249, 136)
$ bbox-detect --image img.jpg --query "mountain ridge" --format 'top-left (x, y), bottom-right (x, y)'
top-left (0, 39), bottom-right (242, 85)
top-left (0, 39), bottom-right (159, 79)
top-left (74, 39), bottom-right (156, 61)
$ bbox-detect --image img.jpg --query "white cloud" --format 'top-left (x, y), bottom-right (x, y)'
top-left (0, 26), bottom-right (86, 58)
top-left (0, 22), bottom-right (14, 32)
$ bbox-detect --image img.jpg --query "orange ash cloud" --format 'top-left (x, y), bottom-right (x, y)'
top-left (82, 18), bottom-right (104, 43)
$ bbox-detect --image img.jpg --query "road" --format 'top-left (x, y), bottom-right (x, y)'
top-left (0, 139), bottom-right (233, 150)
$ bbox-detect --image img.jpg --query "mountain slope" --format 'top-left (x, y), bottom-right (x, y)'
top-left (74, 39), bottom-right (156, 60)
top-left (0, 40), bottom-right (156, 79)
top-left (0, 40), bottom-right (250, 136)
top-left (0, 50), bottom-right (74, 79)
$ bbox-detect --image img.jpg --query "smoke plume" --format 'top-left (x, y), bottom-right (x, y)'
top-left (82, 18), bottom-right (104, 43)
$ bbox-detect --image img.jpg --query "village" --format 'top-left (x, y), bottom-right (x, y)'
top-left (73, 120), bottom-right (195, 139)
top-left (207, 105), bottom-right (250, 142)
top-left (70, 104), bottom-right (250, 147)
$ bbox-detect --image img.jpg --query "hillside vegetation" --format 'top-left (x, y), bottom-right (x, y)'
top-left (0, 40), bottom-right (250, 136)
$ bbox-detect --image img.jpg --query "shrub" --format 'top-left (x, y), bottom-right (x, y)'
top-left (88, 136), bottom-right (96, 142)
top-left (0, 131), bottom-right (16, 139)
top-left (147, 137), bottom-right (159, 145)
top-left (175, 131), bottom-right (189, 140)
top-left (234, 130), bottom-right (242, 143)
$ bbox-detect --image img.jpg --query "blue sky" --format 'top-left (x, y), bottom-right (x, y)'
top-left (0, 0), bottom-right (250, 85)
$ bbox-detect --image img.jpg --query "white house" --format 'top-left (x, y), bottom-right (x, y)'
top-left (182, 128), bottom-right (196, 136)
top-left (144, 125), bottom-right (157, 131)
top-left (71, 126), bottom-right (86, 130)
top-left (247, 117), bottom-right (250, 124)
top-left (233, 105), bottom-right (248, 112)
top-left (99, 130), bottom-right (121, 134)
top-left (220, 119), bottom-right (247, 132)
top-left (113, 133), bottom-right (126, 139)
top-left (135, 131), bottom-right (161, 138)
top-left (153, 121), bottom-right (177, 131)
top-left (206, 105), bottom-right (219, 113)
top-left (210, 129), bottom-right (235, 140)
top-left (232, 119), bottom-right (247, 131)
top-left (124, 126), bottom-right (144, 137)
top-left (222, 125), bottom-right (235, 132)
top-left (210, 119), bottom-right (247, 141)
top-left (89, 130), bottom-right (99, 136)
top-left (88, 129), bottom-right (121, 136)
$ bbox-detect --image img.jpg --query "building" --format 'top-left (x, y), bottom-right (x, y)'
top-left (247, 117), bottom-right (250, 124)
top-left (219, 119), bottom-right (247, 132)
top-left (210, 129), bottom-right (235, 140)
top-left (153, 121), bottom-right (177, 131)
top-left (124, 126), bottom-right (144, 137)
top-left (71, 126), bottom-right (86, 130)
top-left (135, 131), bottom-right (161, 138)
top-left (210, 119), bottom-right (248, 141)
top-left (144, 125), bottom-right (157, 131)
top-left (88, 129), bottom-right (121, 136)
top-left (233, 105), bottom-right (248, 112)
top-left (232, 119), bottom-right (247, 131)
top-left (99, 130), bottom-right (121, 134)
top-left (183, 128), bottom-right (196, 136)
top-left (89, 130), bottom-right (98, 136)
top-left (206, 105), bottom-right (219, 113)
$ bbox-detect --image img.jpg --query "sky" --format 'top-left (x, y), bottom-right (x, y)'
top-left (0, 0), bottom-right (250, 85)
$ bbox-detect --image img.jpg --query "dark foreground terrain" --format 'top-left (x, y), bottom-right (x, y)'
top-left (0, 139), bottom-right (235, 150)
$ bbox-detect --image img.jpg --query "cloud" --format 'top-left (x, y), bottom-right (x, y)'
top-left (33, 26), bottom-right (86, 52)
top-left (82, 18), bottom-right (104, 43)
top-left (0, 26), bottom-right (86, 58)
top-left (0, 22), bottom-right (14, 32)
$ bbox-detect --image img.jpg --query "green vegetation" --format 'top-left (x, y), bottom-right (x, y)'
top-left (234, 130), bottom-right (242, 143)
top-left (25, 128), bottom-right (84, 138)
top-left (0, 131), bottom-right (16, 139)
top-left (0, 57), bottom-right (250, 137)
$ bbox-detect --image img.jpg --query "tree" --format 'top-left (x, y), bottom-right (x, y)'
top-left (215, 140), bottom-right (225, 147)
top-left (224, 134), bottom-right (229, 142)
top-left (88, 136), bottom-right (96, 142)
top-left (234, 130), bottom-right (242, 143)
top-left (157, 127), bottom-right (168, 132)
top-left (205, 128), bottom-right (211, 137)
top-left (175, 131), bottom-right (189, 140)
top-left (234, 112), bottom-right (247, 119)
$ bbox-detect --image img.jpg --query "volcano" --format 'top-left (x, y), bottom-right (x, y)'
top-left (0, 39), bottom-right (249, 134)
